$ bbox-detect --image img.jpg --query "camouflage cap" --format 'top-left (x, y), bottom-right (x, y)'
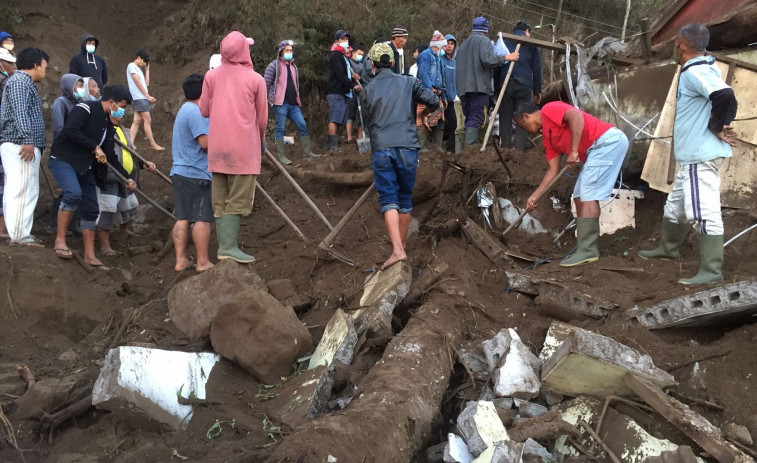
top-left (368, 42), bottom-right (394, 64)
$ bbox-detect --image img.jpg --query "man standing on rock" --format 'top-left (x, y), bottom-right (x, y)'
top-left (456, 16), bottom-right (519, 146)
top-left (171, 73), bottom-right (214, 272)
top-left (514, 101), bottom-right (628, 267)
top-left (200, 31), bottom-right (267, 264)
top-left (639, 24), bottom-right (738, 285)
top-left (0, 47), bottom-right (49, 247)
top-left (359, 43), bottom-right (439, 270)
top-left (69, 34), bottom-right (108, 89)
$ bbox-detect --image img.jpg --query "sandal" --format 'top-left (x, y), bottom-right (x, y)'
top-left (101, 249), bottom-right (118, 257)
top-left (11, 240), bottom-right (44, 248)
top-left (54, 247), bottom-right (73, 259)
top-left (89, 263), bottom-right (110, 271)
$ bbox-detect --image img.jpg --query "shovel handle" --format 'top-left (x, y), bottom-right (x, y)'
top-left (502, 164), bottom-right (570, 237)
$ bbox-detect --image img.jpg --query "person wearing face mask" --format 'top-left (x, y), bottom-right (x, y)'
top-left (440, 34), bottom-right (461, 154)
top-left (0, 32), bottom-right (14, 54)
top-left (638, 24), bottom-right (738, 285)
top-left (325, 29), bottom-right (362, 152)
top-left (82, 77), bottom-right (101, 101)
top-left (0, 47), bottom-right (49, 247)
top-left (263, 40), bottom-right (321, 164)
top-left (69, 34), bottom-right (108, 89)
top-left (0, 46), bottom-right (16, 239)
top-left (345, 45), bottom-right (366, 143)
top-left (52, 74), bottom-right (86, 139)
top-left (49, 85), bottom-right (135, 268)
top-left (416, 31), bottom-right (447, 152)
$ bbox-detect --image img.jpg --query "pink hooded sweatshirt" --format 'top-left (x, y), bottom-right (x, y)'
top-left (199, 31), bottom-right (268, 175)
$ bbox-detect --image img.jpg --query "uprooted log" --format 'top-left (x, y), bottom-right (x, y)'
top-left (285, 167), bottom-right (374, 186)
top-left (263, 291), bottom-right (465, 463)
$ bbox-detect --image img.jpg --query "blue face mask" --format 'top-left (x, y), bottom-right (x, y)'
top-left (283, 52), bottom-right (293, 61)
top-left (437, 48), bottom-right (445, 57)
top-left (110, 103), bottom-right (125, 118)
top-left (355, 55), bottom-right (363, 62)
top-left (74, 88), bottom-right (86, 99)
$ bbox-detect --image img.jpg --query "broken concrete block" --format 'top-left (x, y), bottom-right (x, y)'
top-left (626, 374), bottom-right (751, 463)
top-left (538, 321), bottom-right (592, 361)
top-left (627, 280), bottom-right (757, 329)
top-left (457, 401), bottom-right (509, 456)
top-left (462, 218), bottom-right (513, 268)
top-left (514, 399), bottom-right (548, 418)
top-left (269, 365), bottom-right (333, 430)
top-left (505, 270), bottom-right (542, 295)
top-left (427, 442), bottom-right (447, 463)
top-left (536, 281), bottom-right (619, 318)
top-left (91, 346), bottom-right (220, 430)
top-left (523, 438), bottom-right (556, 463)
top-left (458, 345), bottom-right (490, 381)
top-left (723, 423), bottom-right (753, 447)
top-left (308, 309), bottom-right (357, 370)
top-left (572, 189), bottom-right (643, 235)
top-left (643, 446), bottom-right (699, 463)
top-left (471, 440), bottom-right (524, 463)
top-left (444, 433), bottom-right (474, 463)
top-left (211, 287), bottom-right (312, 384)
top-left (541, 329), bottom-right (675, 398)
top-left (541, 390), bottom-right (564, 406)
top-left (492, 398), bottom-right (514, 410)
top-left (353, 262), bottom-right (411, 338)
top-left (484, 329), bottom-right (542, 399)
top-left (167, 260), bottom-right (267, 340)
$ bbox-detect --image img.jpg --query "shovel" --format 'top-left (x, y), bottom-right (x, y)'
top-left (356, 99), bottom-right (371, 154)
top-left (502, 165), bottom-right (569, 238)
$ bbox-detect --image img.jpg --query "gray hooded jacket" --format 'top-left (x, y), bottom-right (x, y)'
top-left (51, 73), bottom-right (83, 139)
top-left (455, 32), bottom-right (505, 96)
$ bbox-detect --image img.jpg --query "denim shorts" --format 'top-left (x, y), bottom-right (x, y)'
top-left (574, 127), bottom-right (628, 201)
top-left (371, 147), bottom-right (418, 214)
top-left (327, 94), bottom-right (348, 125)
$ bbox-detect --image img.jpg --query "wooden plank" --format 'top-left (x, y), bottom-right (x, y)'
top-left (709, 52), bottom-right (757, 74)
top-left (624, 374), bottom-right (750, 463)
top-left (640, 66), bottom-right (679, 193)
top-left (730, 66), bottom-right (757, 145)
top-left (498, 32), bottom-right (642, 67)
top-left (640, 18), bottom-right (653, 61)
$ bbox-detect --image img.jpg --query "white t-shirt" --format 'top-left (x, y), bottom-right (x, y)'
top-left (126, 62), bottom-right (147, 100)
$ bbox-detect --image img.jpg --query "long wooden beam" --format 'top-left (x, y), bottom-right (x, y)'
top-left (499, 32), bottom-right (642, 67)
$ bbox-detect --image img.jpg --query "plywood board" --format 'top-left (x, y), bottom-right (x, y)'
top-left (731, 66), bottom-right (757, 145)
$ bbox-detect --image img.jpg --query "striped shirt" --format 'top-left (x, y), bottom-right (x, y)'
top-left (0, 71), bottom-right (46, 147)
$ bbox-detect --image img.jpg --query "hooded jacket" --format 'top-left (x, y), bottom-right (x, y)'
top-left (264, 58), bottom-right (301, 106)
top-left (455, 32), bottom-right (505, 96)
top-left (440, 34), bottom-right (457, 102)
top-left (417, 47), bottom-right (443, 95)
top-left (199, 31), bottom-right (268, 175)
top-left (327, 43), bottom-right (354, 96)
top-left (69, 34), bottom-right (108, 88)
top-left (52, 73), bottom-right (83, 138)
top-left (493, 30), bottom-right (542, 95)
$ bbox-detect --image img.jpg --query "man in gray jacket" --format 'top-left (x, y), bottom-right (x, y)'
top-left (359, 42), bottom-right (439, 270)
top-left (456, 16), bottom-right (519, 146)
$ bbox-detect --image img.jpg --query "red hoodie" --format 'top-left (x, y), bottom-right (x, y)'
top-left (199, 31), bottom-right (268, 175)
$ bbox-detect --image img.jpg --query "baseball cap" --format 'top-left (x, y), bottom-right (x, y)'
top-left (335, 30), bottom-right (350, 40)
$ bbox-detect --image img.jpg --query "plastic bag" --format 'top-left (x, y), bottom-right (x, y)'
top-left (494, 32), bottom-right (510, 57)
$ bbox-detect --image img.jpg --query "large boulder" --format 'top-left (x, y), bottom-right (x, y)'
top-left (167, 260), bottom-right (267, 340)
top-left (210, 288), bottom-right (313, 384)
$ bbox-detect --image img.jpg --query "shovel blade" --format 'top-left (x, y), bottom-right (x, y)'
top-left (357, 137), bottom-right (371, 154)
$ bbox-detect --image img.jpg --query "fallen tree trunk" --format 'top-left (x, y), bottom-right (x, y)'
top-left (263, 291), bottom-right (464, 463)
top-left (286, 167), bottom-right (374, 186)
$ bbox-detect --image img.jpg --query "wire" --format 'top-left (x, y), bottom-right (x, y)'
top-left (515, 0), bottom-right (636, 33)
top-left (502, 2), bottom-right (627, 38)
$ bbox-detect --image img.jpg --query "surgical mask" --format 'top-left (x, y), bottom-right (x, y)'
top-left (3, 43), bottom-right (13, 52)
top-left (437, 49), bottom-right (445, 57)
top-left (340, 41), bottom-right (349, 50)
top-left (86, 44), bottom-right (96, 54)
top-left (283, 52), bottom-right (293, 61)
top-left (74, 88), bottom-right (86, 99)
top-left (110, 103), bottom-right (125, 118)
top-left (355, 55), bottom-right (363, 62)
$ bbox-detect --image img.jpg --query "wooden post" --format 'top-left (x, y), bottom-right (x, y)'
top-left (640, 18), bottom-right (652, 61)
top-left (114, 139), bottom-right (172, 185)
top-left (621, 0), bottom-right (632, 42)
top-left (255, 183), bottom-right (308, 242)
top-left (481, 44), bottom-right (521, 152)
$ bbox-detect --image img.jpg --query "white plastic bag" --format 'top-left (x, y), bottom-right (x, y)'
top-left (494, 32), bottom-right (510, 57)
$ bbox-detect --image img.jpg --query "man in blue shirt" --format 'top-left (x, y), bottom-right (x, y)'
top-left (170, 74), bottom-right (214, 272)
top-left (417, 31), bottom-right (447, 152)
top-left (639, 24), bottom-right (738, 285)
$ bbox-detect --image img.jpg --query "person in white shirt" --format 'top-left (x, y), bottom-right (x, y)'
top-left (126, 50), bottom-right (164, 150)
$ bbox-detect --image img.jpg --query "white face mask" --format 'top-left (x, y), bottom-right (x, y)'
top-left (340, 41), bottom-right (350, 50)
top-left (3, 43), bottom-right (13, 52)
top-left (86, 44), bottom-right (96, 54)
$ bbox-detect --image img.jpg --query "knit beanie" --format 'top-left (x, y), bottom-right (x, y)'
top-left (392, 25), bottom-right (408, 37)
top-left (472, 16), bottom-right (490, 33)
top-left (430, 31), bottom-right (446, 49)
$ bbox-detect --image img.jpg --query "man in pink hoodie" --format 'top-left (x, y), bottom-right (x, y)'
top-left (200, 31), bottom-right (268, 263)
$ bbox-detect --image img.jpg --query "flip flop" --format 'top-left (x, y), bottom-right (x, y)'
top-left (54, 247), bottom-right (73, 259)
top-left (11, 240), bottom-right (44, 248)
top-left (90, 263), bottom-right (110, 271)
top-left (101, 249), bottom-right (118, 257)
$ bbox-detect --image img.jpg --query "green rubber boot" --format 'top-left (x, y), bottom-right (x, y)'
top-left (679, 234), bottom-right (724, 285)
top-left (418, 127), bottom-right (430, 153)
top-left (454, 134), bottom-right (464, 154)
top-left (217, 215), bottom-right (255, 263)
top-left (301, 135), bottom-right (322, 160)
top-left (560, 217), bottom-right (600, 267)
top-left (639, 219), bottom-right (688, 259)
top-left (432, 128), bottom-right (444, 152)
top-left (464, 127), bottom-right (479, 146)
top-left (275, 139), bottom-right (292, 165)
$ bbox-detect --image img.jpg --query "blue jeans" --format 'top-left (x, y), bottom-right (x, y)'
top-left (371, 148), bottom-right (418, 214)
top-left (274, 103), bottom-right (309, 139)
top-left (49, 157), bottom-right (99, 230)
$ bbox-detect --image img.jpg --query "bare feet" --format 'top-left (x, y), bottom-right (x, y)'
top-left (174, 257), bottom-right (195, 272)
top-left (150, 144), bottom-right (166, 151)
top-left (101, 247), bottom-right (117, 256)
top-left (84, 258), bottom-right (109, 271)
top-left (196, 261), bottom-right (215, 272)
top-left (380, 252), bottom-right (407, 271)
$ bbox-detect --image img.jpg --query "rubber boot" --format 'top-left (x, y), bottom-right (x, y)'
top-left (679, 234), bottom-right (724, 285)
top-left (639, 219), bottom-right (689, 259)
top-left (323, 134), bottom-right (332, 151)
top-left (418, 127), bottom-right (430, 153)
top-left (329, 134), bottom-right (339, 152)
top-left (464, 127), bottom-right (479, 146)
top-left (217, 214), bottom-right (255, 263)
top-left (276, 139), bottom-right (292, 165)
top-left (301, 135), bottom-right (322, 160)
top-left (454, 134), bottom-right (464, 154)
top-left (432, 128), bottom-right (444, 152)
top-left (560, 217), bottom-right (600, 267)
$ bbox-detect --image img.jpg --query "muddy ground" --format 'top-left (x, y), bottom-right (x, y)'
top-left (1, 1), bottom-right (757, 462)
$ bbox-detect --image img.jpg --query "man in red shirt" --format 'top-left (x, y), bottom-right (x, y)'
top-left (514, 101), bottom-right (628, 267)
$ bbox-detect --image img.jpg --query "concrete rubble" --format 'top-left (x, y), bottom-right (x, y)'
top-left (513, 398), bottom-right (548, 418)
top-left (457, 401), bottom-right (509, 456)
top-left (307, 309), bottom-right (357, 370)
top-left (91, 346), bottom-right (220, 430)
top-left (269, 365), bottom-right (333, 429)
top-left (627, 280), bottom-right (757, 329)
top-left (471, 440), bottom-right (523, 463)
top-left (536, 280), bottom-right (619, 318)
top-left (353, 262), bottom-right (412, 338)
top-left (522, 438), bottom-right (556, 463)
top-left (444, 433), bottom-right (474, 463)
top-left (541, 328), bottom-right (675, 397)
top-left (483, 329), bottom-right (542, 399)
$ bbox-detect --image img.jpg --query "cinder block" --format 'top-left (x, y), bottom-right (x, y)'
top-left (92, 347), bottom-right (220, 430)
top-left (444, 433), bottom-right (474, 463)
top-left (541, 329), bottom-right (675, 398)
top-left (457, 401), bottom-right (509, 456)
top-left (536, 281), bottom-right (619, 318)
top-left (308, 309), bottom-right (357, 370)
top-left (538, 321), bottom-right (591, 361)
top-left (627, 280), bottom-right (757, 329)
top-left (505, 271), bottom-right (542, 295)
